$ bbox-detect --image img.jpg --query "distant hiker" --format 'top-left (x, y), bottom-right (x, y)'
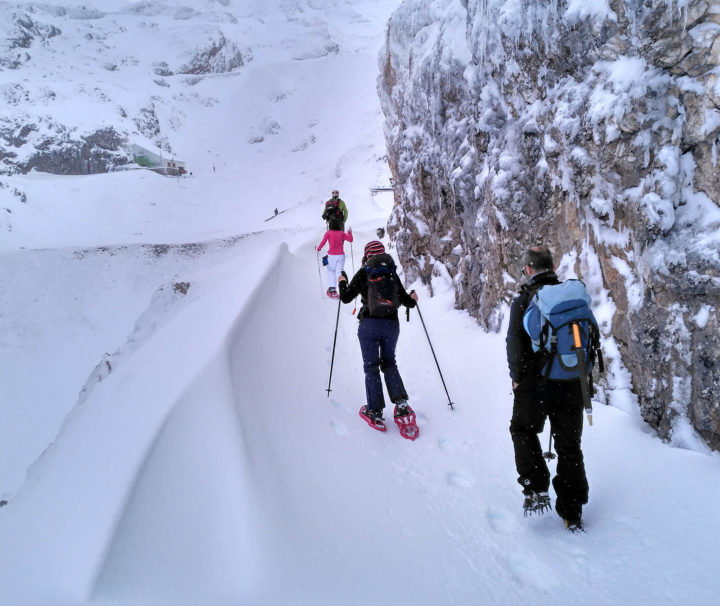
top-left (274, 208), bottom-right (279, 216)
top-left (337, 241), bottom-right (419, 437)
top-left (506, 246), bottom-right (597, 533)
top-left (87, 161), bottom-right (91, 174)
top-left (322, 189), bottom-right (348, 229)
top-left (316, 217), bottom-right (353, 298)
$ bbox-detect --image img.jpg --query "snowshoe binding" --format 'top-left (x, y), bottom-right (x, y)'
top-left (326, 287), bottom-right (339, 299)
top-left (359, 406), bottom-right (387, 432)
top-left (393, 401), bottom-right (419, 440)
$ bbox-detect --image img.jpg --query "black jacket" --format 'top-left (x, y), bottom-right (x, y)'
top-left (505, 271), bottom-right (560, 382)
top-left (338, 255), bottom-right (416, 320)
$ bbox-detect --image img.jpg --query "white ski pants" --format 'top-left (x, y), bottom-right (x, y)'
top-left (326, 254), bottom-right (346, 289)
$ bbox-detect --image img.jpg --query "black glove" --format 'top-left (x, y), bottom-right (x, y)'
top-left (340, 270), bottom-right (348, 280)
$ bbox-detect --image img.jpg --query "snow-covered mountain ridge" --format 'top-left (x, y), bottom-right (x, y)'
top-left (0, 1), bottom-right (250, 176)
top-left (379, 0), bottom-right (720, 450)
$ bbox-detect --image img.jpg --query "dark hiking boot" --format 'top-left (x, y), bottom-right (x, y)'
top-left (564, 517), bottom-right (584, 533)
top-left (393, 400), bottom-right (412, 418)
top-left (366, 406), bottom-right (382, 421)
top-left (359, 406), bottom-right (387, 432)
top-left (523, 491), bottom-right (552, 517)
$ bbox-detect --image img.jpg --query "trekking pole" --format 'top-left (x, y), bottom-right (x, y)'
top-left (414, 300), bottom-right (454, 410)
top-left (316, 250), bottom-right (324, 297)
top-left (326, 295), bottom-right (342, 397)
top-left (350, 230), bottom-right (355, 274)
top-left (543, 432), bottom-right (556, 460)
top-left (350, 234), bottom-right (358, 315)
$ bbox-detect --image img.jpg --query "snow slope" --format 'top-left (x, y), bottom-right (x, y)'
top-left (0, 1), bottom-right (719, 605)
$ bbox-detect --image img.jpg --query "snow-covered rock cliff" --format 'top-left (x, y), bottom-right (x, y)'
top-left (379, 0), bottom-right (720, 449)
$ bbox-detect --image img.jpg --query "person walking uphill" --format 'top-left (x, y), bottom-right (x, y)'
top-left (322, 189), bottom-right (348, 229)
top-left (316, 218), bottom-right (353, 298)
top-left (337, 241), bottom-right (419, 439)
top-left (506, 246), bottom-right (593, 533)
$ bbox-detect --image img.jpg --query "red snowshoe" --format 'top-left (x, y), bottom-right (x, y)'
top-left (394, 402), bottom-right (419, 440)
top-left (327, 287), bottom-right (339, 299)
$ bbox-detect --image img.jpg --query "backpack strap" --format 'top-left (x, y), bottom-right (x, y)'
top-left (590, 323), bottom-right (604, 373)
top-left (526, 284), bottom-right (554, 380)
top-left (539, 327), bottom-right (557, 383)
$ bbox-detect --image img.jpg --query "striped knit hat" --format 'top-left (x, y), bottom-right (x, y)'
top-left (363, 240), bottom-right (385, 258)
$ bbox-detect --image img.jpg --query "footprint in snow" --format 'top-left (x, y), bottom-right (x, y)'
top-left (414, 410), bottom-right (429, 425)
top-left (486, 509), bottom-right (517, 535)
top-left (329, 398), bottom-right (350, 412)
top-left (330, 419), bottom-right (348, 436)
top-left (506, 554), bottom-right (557, 592)
top-left (438, 436), bottom-right (454, 451)
top-left (446, 470), bottom-right (476, 488)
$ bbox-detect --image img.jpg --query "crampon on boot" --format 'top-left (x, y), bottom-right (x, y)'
top-left (523, 491), bottom-right (552, 517)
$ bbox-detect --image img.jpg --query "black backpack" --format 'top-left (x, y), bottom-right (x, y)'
top-left (364, 253), bottom-right (399, 317)
top-left (323, 199), bottom-right (342, 221)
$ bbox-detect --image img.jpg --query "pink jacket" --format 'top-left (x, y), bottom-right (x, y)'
top-left (317, 229), bottom-right (353, 255)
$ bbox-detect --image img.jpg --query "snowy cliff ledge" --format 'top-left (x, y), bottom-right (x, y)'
top-left (379, 0), bottom-right (720, 450)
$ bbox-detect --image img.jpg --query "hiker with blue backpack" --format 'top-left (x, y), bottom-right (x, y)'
top-left (337, 241), bottom-right (419, 439)
top-left (506, 246), bottom-right (602, 533)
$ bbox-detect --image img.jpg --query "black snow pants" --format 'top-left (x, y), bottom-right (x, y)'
top-left (509, 378), bottom-right (589, 521)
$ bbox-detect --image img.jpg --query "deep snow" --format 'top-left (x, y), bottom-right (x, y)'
top-left (0, 1), bottom-right (719, 605)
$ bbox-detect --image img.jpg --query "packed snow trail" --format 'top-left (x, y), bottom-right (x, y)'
top-left (226, 233), bottom-right (720, 606)
top-left (225, 233), bottom-right (720, 606)
top-left (224, 233), bottom-right (501, 604)
top-left (94, 227), bottom-right (720, 606)
top-left (0, 223), bottom-right (718, 605)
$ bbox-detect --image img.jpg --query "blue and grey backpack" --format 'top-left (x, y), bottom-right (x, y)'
top-left (522, 279), bottom-right (601, 381)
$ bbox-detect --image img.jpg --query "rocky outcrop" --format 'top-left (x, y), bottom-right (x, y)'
top-left (0, 5), bottom-right (250, 176)
top-left (379, 0), bottom-right (720, 449)
top-left (179, 32), bottom-right (248, 75)
top-left (0, 121), bottom-right (131, 175)
top-left (27, 126), bottom-right (131, 175)
top-left (1, 11), bottom-right (61, 69)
